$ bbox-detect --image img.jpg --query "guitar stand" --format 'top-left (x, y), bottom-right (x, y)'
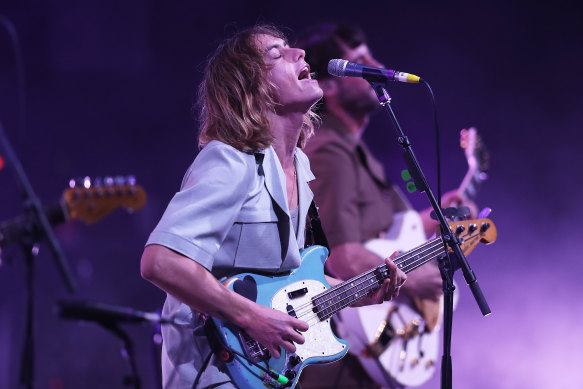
top-left (368, 82), bottom-right (491, 389)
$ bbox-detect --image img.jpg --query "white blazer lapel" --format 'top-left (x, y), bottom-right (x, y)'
top-left (262, 147), bottom-right (290, 216)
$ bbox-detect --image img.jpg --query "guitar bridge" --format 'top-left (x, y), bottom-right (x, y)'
top-left (366, 306), bottom-right (398, 358)
top-left (238, 331), bottom-right (270, 363)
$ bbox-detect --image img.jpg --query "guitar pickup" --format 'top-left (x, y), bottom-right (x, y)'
top-left (287, 304), bottom-right (297, 318)
top-left (287, 288), bottom-right (308, 299)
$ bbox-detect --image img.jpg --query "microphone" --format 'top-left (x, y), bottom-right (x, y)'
top-left (56, 300), bottom-right (176, 325)
top-left (328, 59), bottom-right (421, 84)
top-left (0, 204), bottom-right (67, 247)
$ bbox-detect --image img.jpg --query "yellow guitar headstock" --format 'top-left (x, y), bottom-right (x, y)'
top-left (443, 218), bottom-right (497, 256)
top-left (62, 176), bottom-right (147, 225)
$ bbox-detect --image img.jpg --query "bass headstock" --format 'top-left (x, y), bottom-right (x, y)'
top-left (444, 218), bottom-right (497, 256)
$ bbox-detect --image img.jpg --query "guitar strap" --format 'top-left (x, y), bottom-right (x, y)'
top-left (253, 152), bottom-right (330, 253)
top-left (306, 201), bottom-right (330, 252)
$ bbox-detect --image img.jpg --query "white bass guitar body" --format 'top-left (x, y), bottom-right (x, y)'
top-left (336, 210), bottom-right (455, 388)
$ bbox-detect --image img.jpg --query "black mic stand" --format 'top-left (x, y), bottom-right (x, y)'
top-left (368, 83), bottom-right (491, 389)
top-left (99, 322), bottom-right (141, 389)
top-left (0, 122), bottom-right (77, 389)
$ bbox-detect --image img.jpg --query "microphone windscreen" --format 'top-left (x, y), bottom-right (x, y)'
top-left (328, 59), bottom-right (348, 77)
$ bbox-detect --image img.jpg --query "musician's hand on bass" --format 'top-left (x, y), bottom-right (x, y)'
top-left (350, 253), bottom-right (407, 307)
top-left (243, 303), bottom-right (309, 359)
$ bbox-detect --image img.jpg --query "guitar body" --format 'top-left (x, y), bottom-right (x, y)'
top-left (208, 218), bottom-right (495, 389)
top-left (211, 245), bottom-right (348, 389)
top-left (336, 210), bottom-right (442, 388)
top-left (364, 210), bottom-right (427, 255)
top-left (336, 298), bottom-right (439, 388)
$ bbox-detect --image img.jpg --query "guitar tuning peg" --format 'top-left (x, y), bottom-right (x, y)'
top-left (82, 176), bottom-right (91, 189)
top-left (126, 175), bottom-right (136, 186)
top-left (73, 177), bottom-right (86, 188)
top-left (93, 177), bottom-right (103, 187)
top-left (114, 176), bottom-right (125, 186)
top-left (104, 176), bottom-right (114, 186)
top-left (478, 207), bottom-right (492, 219)
top-left (68, 178), bottom-right (76, 189)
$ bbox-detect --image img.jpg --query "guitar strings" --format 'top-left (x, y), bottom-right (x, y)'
top-left (242, 231), bottom-right (482, 359)
top-left (291, 239), bottom-right (449, 324)
top-left (238, 240), bottom-right (449, 360)
top-left (290, 239), bottom-right (445, 321)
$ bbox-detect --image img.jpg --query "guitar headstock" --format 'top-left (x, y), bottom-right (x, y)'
top-left (62, 176), bottom-right (147, 225)
top-left (444, 218), bottom-right (497, 256)
top-left (460, 127), bottom-right (490, 175)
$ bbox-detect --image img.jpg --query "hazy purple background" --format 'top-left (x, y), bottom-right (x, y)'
top-left (1, 1), bottom-right (582, 388)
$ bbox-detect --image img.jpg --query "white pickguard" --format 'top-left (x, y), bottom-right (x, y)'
top-left (272, 280), bottom-right (346, 361)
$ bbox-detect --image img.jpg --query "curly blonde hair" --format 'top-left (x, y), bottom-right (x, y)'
top-left (197, 25), bottom-right (317, 152)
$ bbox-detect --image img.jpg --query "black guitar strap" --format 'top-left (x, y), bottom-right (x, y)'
top-left (254, 152), bottom-right (330, 253)
top-left (306, 201), bottom-right (330, 252)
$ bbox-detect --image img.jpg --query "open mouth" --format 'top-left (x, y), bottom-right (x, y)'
top-left (298, 66), bottom-right (311, 80)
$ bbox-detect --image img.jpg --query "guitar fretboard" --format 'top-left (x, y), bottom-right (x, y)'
top-left (463, 170), bottom-right (486, 201)
top-left (312, 237), bottom-right (448, 321)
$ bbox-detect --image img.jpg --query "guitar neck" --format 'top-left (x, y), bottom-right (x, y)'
top-left (459, 127), bottom-right (489, 202)
top-left (460, 169), bottom-right (484, 201)
top-left (312, 237), bottom-right (446, 321)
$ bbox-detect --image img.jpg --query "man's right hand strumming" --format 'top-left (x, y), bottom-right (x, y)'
top-left (242, 303), bottom-right (309, 359)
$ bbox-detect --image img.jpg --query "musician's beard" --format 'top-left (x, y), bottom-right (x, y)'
top-left (338, 83), bottom-right (380, 118)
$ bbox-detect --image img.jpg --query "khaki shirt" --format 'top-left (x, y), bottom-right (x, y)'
top-left (304, 114), bottom-right (410, 247)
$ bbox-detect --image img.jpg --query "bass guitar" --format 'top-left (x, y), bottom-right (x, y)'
top-left (335, 127), bottom-right (490, 388)
top-left (209, 218), bottom-right (496, 389)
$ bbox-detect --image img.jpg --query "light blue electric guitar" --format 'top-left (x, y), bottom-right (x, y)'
top-left (209, 218), bottom-right (496, 389)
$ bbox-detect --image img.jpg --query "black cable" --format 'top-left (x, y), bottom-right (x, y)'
top-left (0, 15), bottom-right (27, 144)
top-left (214, 339), bottom-right (293, 387)
top-left (420, 79), bottom-right (442, 208)
top-left (192, 351), bottom-right (214, 389)
top-left (200, 381), bottom-right (233, 389)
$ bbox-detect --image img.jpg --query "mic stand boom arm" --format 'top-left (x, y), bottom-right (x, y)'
top-left (369, 83), bottom-right (490, 389)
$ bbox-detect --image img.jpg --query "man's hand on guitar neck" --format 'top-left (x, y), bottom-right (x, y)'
top-left (345, 254), bottom-right (407, 307)
top-left (325, 243), bottom-right (407, 301)
top-left (327, 242), bottom-right (441, 302)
